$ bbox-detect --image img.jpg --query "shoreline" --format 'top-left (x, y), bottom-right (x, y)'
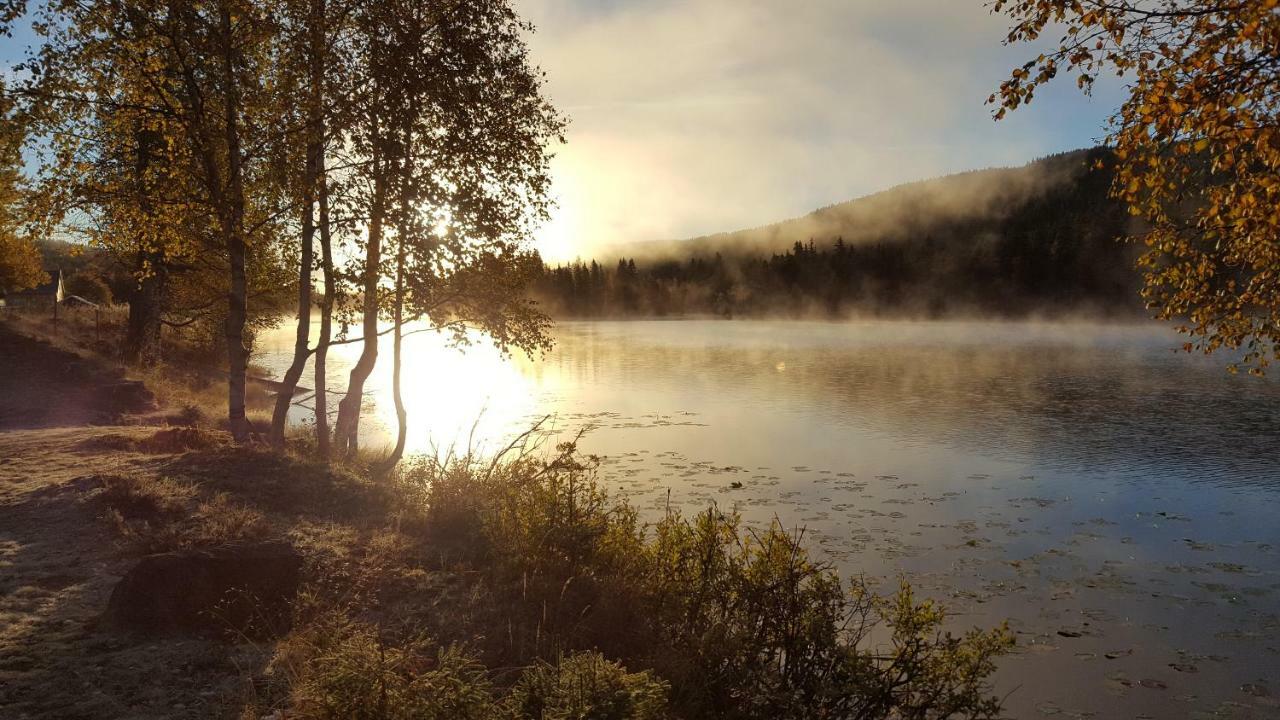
top-left (0, 319), bottom-right (1017, 719)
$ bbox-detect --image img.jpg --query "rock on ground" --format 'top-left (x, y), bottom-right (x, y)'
top-left (102, 541), bottom-right (301, 639)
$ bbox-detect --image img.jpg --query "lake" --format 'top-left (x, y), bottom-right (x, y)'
top-left (256, 319), bottom-right (1280, 719)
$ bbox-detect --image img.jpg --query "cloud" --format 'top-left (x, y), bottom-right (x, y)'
top-left (515, 0), bottom-right (1122, 260)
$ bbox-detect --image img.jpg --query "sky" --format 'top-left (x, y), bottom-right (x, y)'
top-left (1, 0), bottom-right (1126, 262)
top-left (513, 0), bottom-right (1126, 261)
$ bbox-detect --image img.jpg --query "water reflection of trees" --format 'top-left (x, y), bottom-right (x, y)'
top-left (549, 324), bottom-right (1280, 487)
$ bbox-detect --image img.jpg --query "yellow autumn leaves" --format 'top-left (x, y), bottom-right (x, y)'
top-left (992, 0), bottom-right (1280, 374)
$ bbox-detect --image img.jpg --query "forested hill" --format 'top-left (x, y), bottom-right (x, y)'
top-left (532, 148), bottom-right (1147, 319)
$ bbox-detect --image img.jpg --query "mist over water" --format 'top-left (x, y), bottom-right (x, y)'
top-left (257, 319), bottom-right (1280, 718)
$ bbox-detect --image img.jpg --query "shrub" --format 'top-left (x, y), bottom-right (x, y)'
top-left (510, 652), bottom-right (669, 720)
top-left (98, 472), bottom-right (272, 552)
top-left (75, 427), bottom-right (222, 455)
top-left (291, 619), bottom-right (496, 720)
top-left (136, 426), bottom-right (222, 453)
top-left (480, 445), bottom-right (645, 588)
top-left (99, 473), bottom-right (196, 521)
top-left (65, 272), bottom-right (114, 305)
top-left (282, 614), bottom-right (668, 720)
top-left (164, 403), bottom-right (208, 428)
top-left (403, 442), bottom-right (645, 579)
top-left (636, 512), bottom-right (1014, 719)
top-left (405, 443), bottom-right (1014, 720)
top-left (188, 492), bottom-right (272, 546)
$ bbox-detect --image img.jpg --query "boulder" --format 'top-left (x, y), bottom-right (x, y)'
top-left (102, 541), bottom-right (301, 639)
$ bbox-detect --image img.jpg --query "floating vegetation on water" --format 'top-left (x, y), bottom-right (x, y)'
top-left (1240, 682), bottom-right (1271, 698)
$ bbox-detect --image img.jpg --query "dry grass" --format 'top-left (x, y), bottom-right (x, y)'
top-left (168, 446), bottom-right (386, 520)
top-left (73, 433), bottom-right (144, 453)
top-left (3, 307), bottom-right (276, 428)
top-left (0, 322), bottom-right (287, 718)
top-left (76, 427), bottom-right (225, 455)
top-left (138, 427), bottom-right (224, 453)
top-left (133, 362), bottom-right (275, 433)
top-left (0, 305), bottom-right (127, 360)
top-left (99, 473), bottom-right (198, 521)
top-left (86, 440), bottom-right (395, 569)
top-left (188, 493), bottom-right (273, 547)
top-left (96, 466), bottom-right (273, 553)
top-left (141, 365), bottom-right (275, 430)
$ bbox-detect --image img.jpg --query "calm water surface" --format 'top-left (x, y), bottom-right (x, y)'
top-left (258, 319), bottom-right (1280, 719)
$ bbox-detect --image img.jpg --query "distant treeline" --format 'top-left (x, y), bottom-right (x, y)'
top-left (532, 148), bottom-right (1146, 319)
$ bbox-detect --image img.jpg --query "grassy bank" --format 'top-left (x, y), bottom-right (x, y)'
top-left (0, 317), bottom-right (1012, 719)
top-left (1, 307), bottom-right (277, 430)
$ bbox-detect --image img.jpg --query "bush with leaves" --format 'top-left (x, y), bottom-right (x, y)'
top-left (65, 272), bottom-right (113, 304)
top-left (510, 652), bottom-right (669, 720)
top-left (281, 613), bottom-right (669, 720)
top-left (632, 511), bottom-right (1010, 719)
top-left (286, 615), bottom-right (498, 720)
top-left (395, 442), bottom-right (1014, 720)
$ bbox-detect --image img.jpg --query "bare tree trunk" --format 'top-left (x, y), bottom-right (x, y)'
top-left (267, 163), bottom-right (315, 447)
top-left (375, 223), bottom-right (407, 474)
top-left (268, 5), bottom-right (325, 447)
top-left (292, 0), bottom-right (335, 459)
top-left (226, 232), bottom-right (251, 442)
top-left (220, 3), bottom-right (252, 443)
top-left (375, 120), bottom-right (415, 474)
top-left (333, 167), bottom-right (384, 457)
top-left (125, 127), bottom-right (165, 366)
top-left (124, 254), bottom-right (166, 365)
top-left (314, 153), bottom-right (334, 458)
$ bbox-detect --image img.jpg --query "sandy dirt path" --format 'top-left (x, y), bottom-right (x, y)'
top-left (0, 325), bottom-right (256, 719)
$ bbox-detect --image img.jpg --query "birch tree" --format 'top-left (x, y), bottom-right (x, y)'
top-left (20, 0), bottom-right (287, 436)
top-left (331, 0), bottom-right (564, 459)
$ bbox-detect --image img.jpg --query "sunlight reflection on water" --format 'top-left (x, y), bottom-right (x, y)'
top-left (257, 319), bottom-right (549, 455)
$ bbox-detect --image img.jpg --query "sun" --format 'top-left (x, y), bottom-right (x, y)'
top-left (530, 154), bottom-right (588, 263)
top-left (533, 204), bottom-right (576, 264)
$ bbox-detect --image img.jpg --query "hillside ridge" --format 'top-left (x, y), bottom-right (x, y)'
top-left (622, 148), bottom-right (1108, 261)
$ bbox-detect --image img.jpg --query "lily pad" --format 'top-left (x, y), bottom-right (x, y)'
top-left (1241, 683), bottom-right (1270, 698)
